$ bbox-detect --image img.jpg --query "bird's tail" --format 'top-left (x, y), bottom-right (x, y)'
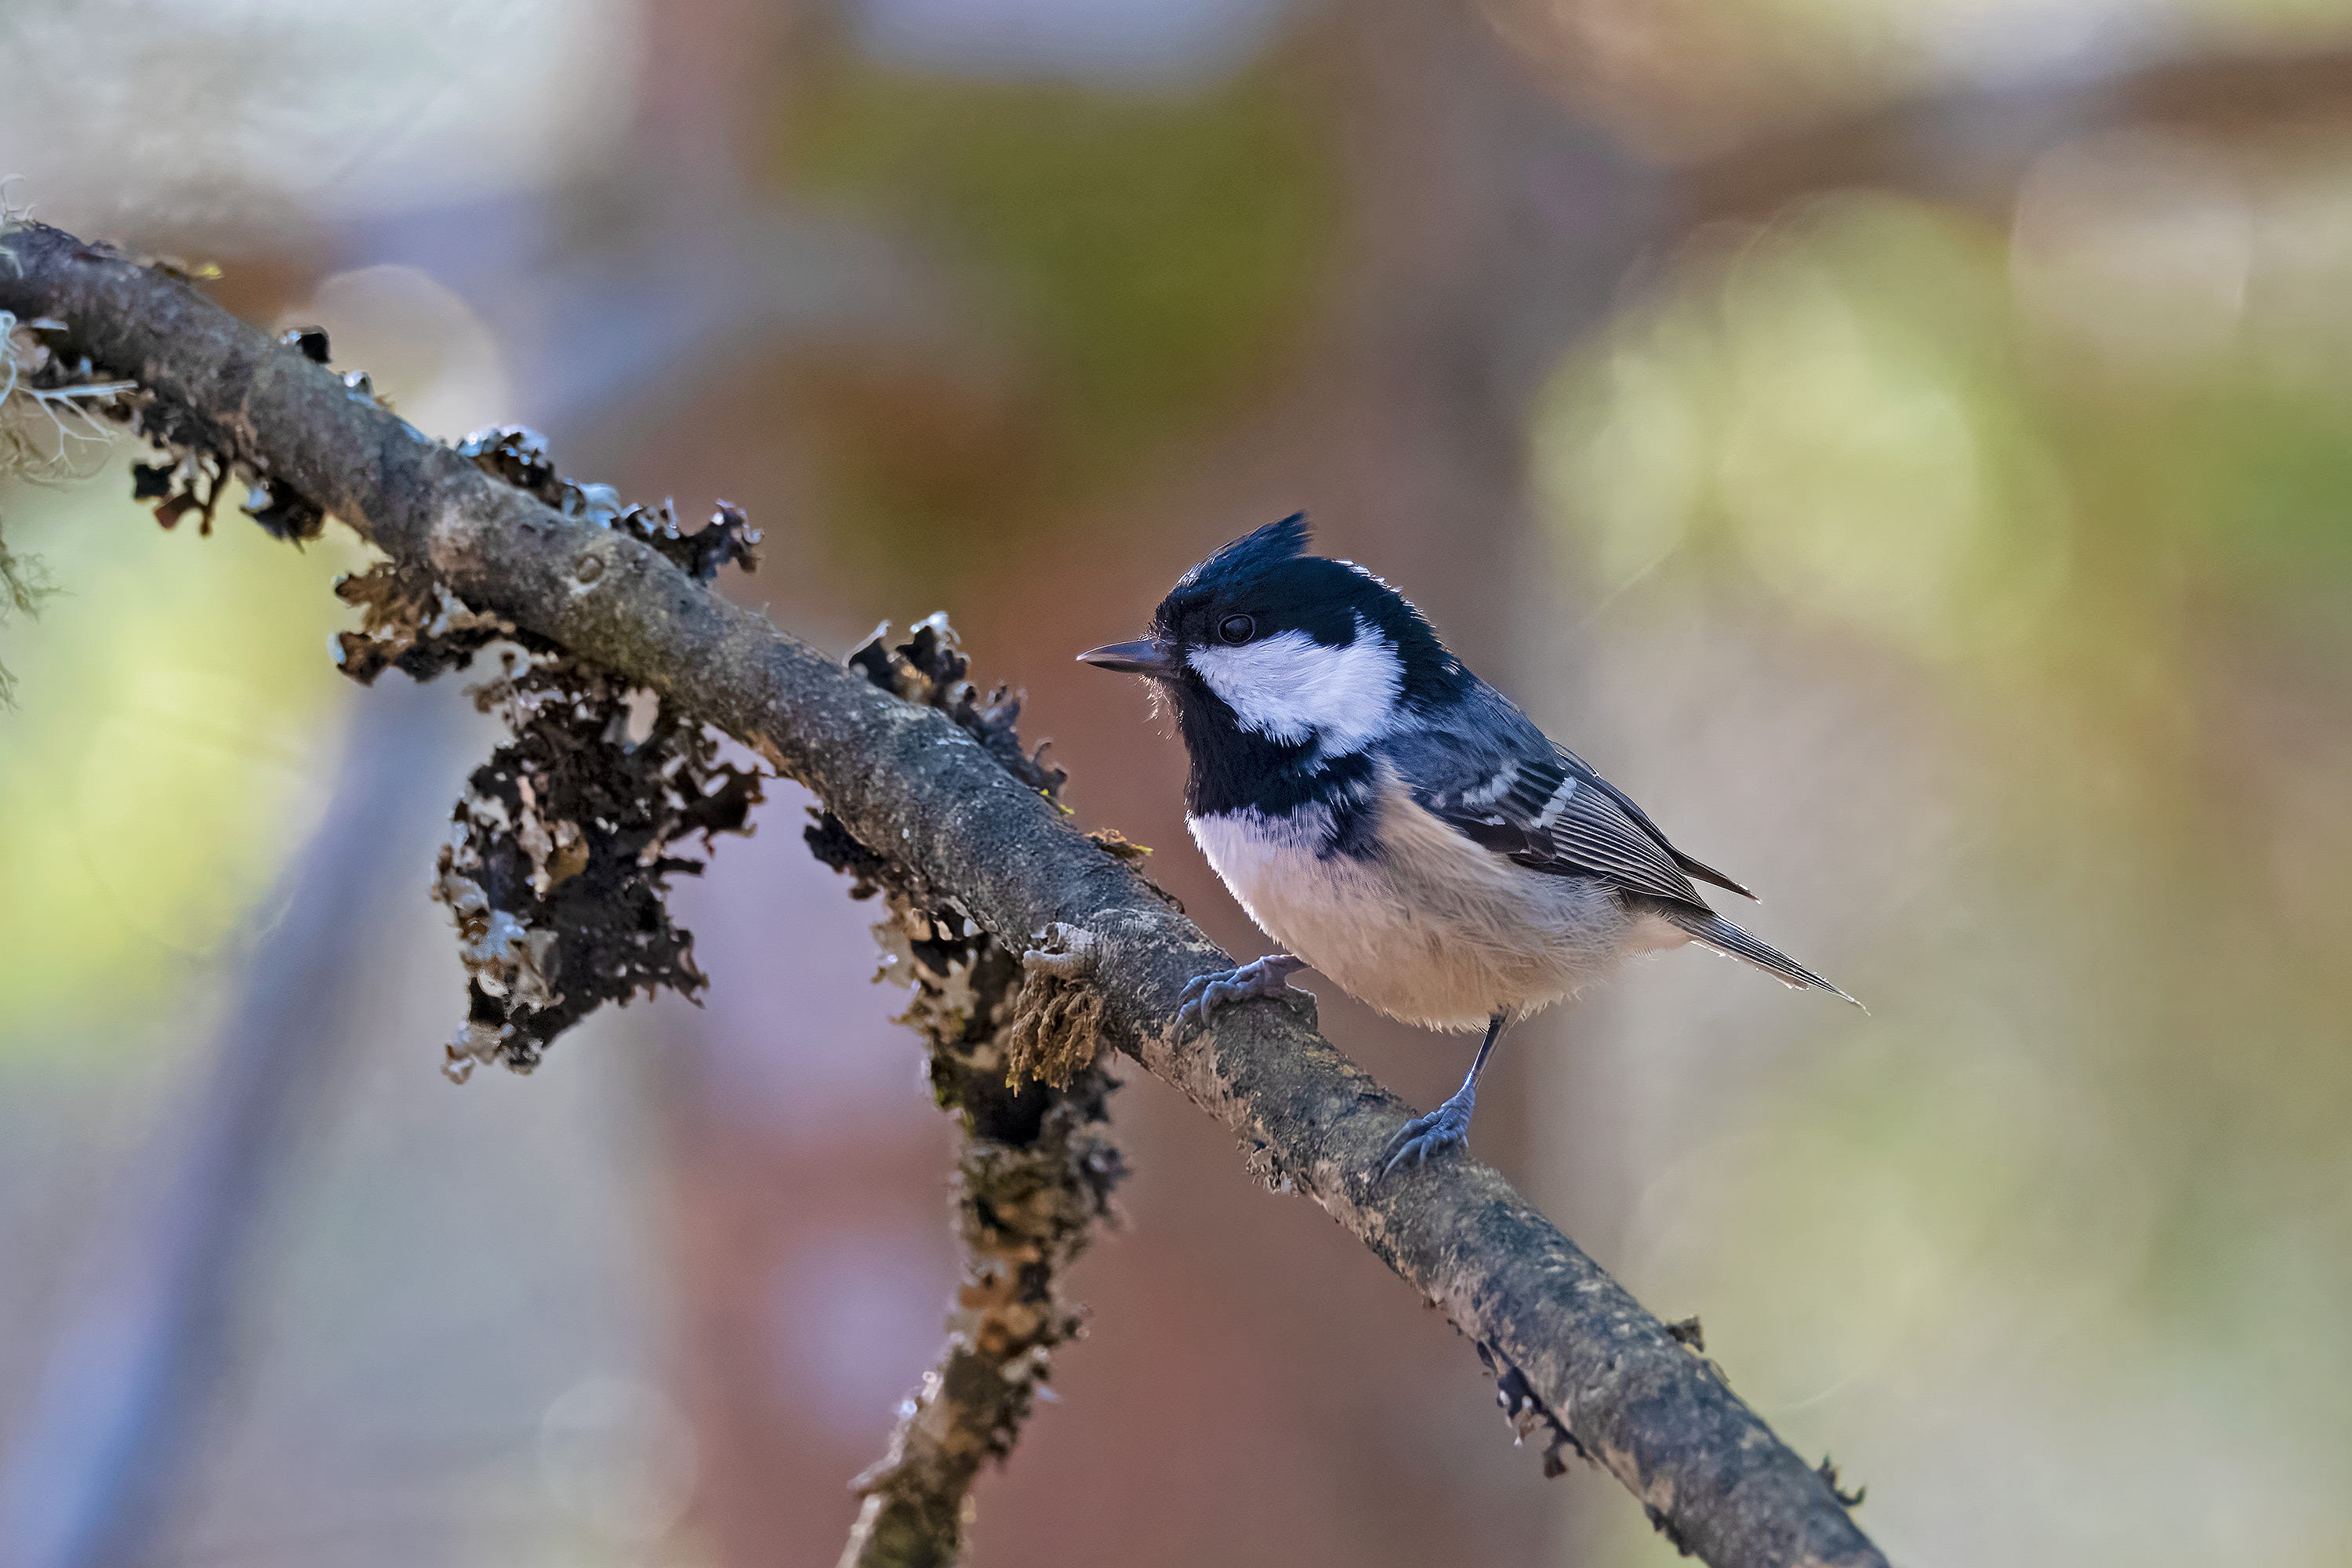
top-left (1658, 906), bottom-right (1864, 1009)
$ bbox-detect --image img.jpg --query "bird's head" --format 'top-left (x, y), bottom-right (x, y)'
top-left (1079, 514), bottom-right (1468, 772)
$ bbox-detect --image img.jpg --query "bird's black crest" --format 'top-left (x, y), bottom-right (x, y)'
top-left (1152, 510), bottom-right (1470, 711)
top-left (1175, 512), bottom-right (1311, 593)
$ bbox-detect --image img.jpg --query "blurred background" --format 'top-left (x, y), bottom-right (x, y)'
top-left (2, 1), bottom-right (2349, 1564)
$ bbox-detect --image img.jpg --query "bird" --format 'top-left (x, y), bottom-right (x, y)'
top-left (1078, 514), bottom-right (1857, 1174)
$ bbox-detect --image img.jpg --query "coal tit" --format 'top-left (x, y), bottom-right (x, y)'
top-left (1080, 514), bottom-right (1857, 1174)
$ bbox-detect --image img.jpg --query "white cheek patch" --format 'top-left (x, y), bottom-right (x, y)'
top-left (1186, 615), bottom-right (1402, 750)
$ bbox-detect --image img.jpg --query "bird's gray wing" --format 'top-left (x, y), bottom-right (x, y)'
top-left (1552, 746), bottom-right (1755, 900)
top-left (1385, 690), bottom-right (1747, 908)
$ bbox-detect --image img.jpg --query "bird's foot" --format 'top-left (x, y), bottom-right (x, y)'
top-left (1380, 1087), bottom-right (1476, 1176)
top-left (1176, 954), bottom-right (1306, 1030)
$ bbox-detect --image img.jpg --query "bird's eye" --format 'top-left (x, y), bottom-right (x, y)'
top-left (1218, 614), bottom-right (1255, 644)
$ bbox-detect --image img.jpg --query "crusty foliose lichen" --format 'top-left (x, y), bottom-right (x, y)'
top-left (2, 236), bottom-right (765, 1071)
top-left (452, 423), bottom-right (760, 582)
top-left (1478, 1340), bottom-right (1592, 1482)
top-left (817, 619), bottom-right (1123, 1568)
top-left (848, 891), bottom-right (1122, 1566)
top-left (22, 250), bottom-right (766, 1078)
top-left (122, 318), bottom-right (349, 541)
top-left (331, 423), bottom-right (765, 1080)
top-left (429, 643), bottom-right (762, 1080)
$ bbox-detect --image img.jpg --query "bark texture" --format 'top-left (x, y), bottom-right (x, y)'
top-left (0, 222), bottom-right (1889, 1568)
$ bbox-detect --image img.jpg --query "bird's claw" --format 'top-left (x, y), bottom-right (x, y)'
top-left (1176, 956), bottom-right (1303, 1030)
top-left (1380, 1091), bottom-right (1475, 1177)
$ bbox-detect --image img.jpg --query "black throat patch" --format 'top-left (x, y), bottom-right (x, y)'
top-left (1175, 677), bottom-right (1382, 859)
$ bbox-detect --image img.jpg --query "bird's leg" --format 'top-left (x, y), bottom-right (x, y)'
top-left (1381, 1011), bottom-right (1509, 1175)
top-left (1176, 953), bottom-right (1308, 1029)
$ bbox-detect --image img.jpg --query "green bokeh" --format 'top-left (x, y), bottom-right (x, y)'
top-left (0, 473), bottom-right (361, 1047)
top-left (1537, 195), bottom-right (2071, 660)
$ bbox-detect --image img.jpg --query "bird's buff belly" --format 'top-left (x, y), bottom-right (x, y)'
top-left (1188, 799), bottom-right (1679, 1031)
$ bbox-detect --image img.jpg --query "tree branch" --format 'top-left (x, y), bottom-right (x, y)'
top-left (0, 221), bottom-right (1889, 1568)
top-left (826, 622), bottom-right (1124, 1568)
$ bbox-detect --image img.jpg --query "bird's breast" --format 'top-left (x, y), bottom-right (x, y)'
top-left (1187, 767), bottom-right (1665, 1030)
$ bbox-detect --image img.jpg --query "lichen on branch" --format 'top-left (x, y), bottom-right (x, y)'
top-left (1003, 922), bottom-right (1105, 1091)
top-left (329, 426), bottom-right (768, 1080)
top-left (848, 891), bottom-right (1121, 1568)
top-left (428, 641), bottom-right (761, 1080)
top-left (815, 618), bottom-right (1122, 1568)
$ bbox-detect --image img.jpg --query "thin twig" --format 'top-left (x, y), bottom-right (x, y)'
top-left (0, 222), bottom-right (1889, 1568)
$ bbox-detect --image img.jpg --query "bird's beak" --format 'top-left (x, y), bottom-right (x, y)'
top-left (1076, 638), bottom-right (1179, 677)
